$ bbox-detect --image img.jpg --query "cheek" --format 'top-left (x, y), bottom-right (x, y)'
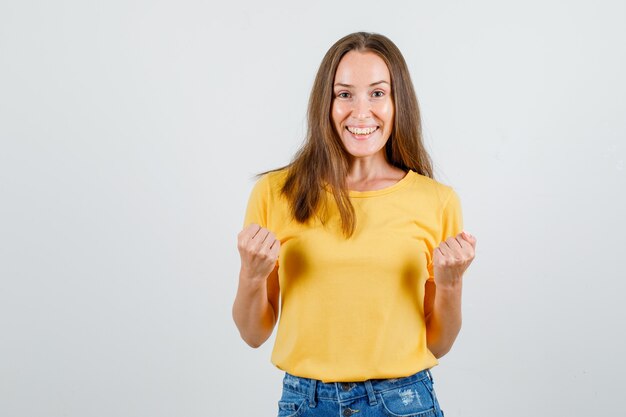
top-left (379, 101), bottom-right (394, 121)
top-left (332, 102), bottom-right (349, 124)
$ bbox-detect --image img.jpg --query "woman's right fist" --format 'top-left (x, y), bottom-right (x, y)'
top-left (237, 223), bottom-right (281, 281)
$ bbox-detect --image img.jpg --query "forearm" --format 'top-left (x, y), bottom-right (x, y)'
top-left (231, 271), bottom-right (276, 348)
top-left (425, 281), bottom-right (463, 358)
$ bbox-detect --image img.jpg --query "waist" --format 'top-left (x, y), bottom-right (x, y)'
top-left (282, 368), bottom-right (433, 401)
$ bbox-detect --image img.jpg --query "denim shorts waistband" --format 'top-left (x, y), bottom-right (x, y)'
top-left (282, 368), bottom-right (433, 402)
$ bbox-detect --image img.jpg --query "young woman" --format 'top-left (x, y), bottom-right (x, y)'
top-left (232, 31), bottom-right (477, 417)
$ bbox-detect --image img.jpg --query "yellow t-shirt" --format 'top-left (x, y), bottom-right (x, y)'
top-left (243, 168), bottom-right (463, 383)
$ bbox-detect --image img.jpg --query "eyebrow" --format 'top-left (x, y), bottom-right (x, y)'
top-left (333, 80), bottom-right (390, 88)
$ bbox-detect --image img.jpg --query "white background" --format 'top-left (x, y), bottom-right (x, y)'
top-left (1, 1), bottom-right (625, 416)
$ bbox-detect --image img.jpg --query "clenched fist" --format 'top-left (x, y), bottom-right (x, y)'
top-left (237, 223), bottom-right (281, 281)
top-left (433, 230), bottom-right (477, 289)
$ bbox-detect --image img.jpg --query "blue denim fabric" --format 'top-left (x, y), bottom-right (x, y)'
top-left (277, 368), bottom-right (445, 417)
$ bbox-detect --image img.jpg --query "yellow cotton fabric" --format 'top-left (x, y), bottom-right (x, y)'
top-left (243, 168), bottom-right (463, 383)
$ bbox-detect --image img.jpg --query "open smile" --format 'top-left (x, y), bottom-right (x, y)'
top-left (345, 126), bottom-right (379, 140)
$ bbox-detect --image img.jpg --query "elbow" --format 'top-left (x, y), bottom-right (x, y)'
top-left (231, 310), bottom-right (260, 348)
top-left (231, 302), bottom-right (276, 348)
top-left (427, 331), bottom-right (461, 359)
top-left (235, 326), bottom-right (267, 349)
top-left (242, 329), bottom-right (269, 349)
top-left (245, 339), bottom-right (263, 349)
top-left (232, 314), bottom-right (269, 349)
top-left (426, 328), bottom-right (460, 359)
top-left (244, 332), bottom-right (272, 349)
top-left (430, 345), bottom-right (451, 359)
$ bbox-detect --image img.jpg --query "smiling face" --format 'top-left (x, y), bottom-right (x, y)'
top-left (331, 50), bottom-right (394, 162)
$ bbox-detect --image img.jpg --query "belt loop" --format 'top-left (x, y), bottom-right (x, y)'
top-left (308, 377), bottom-right (317, 408)
top-left (427, 370), bottom-right (441, 415)
top-left (426, 368), bottom-right (433, 383)
top-left (364, 380), bottom-right (377, 406)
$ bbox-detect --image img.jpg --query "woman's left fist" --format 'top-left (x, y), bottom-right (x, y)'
top-left (433, 230), bottom-right (477, 289)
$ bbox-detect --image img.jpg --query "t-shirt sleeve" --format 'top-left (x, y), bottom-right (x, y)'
top-left (427, 187), bottom-right (464, 281)
top-left (440, 187), bottom-right (464, 242)
top-left (243, 174), bottom-right (271, 229)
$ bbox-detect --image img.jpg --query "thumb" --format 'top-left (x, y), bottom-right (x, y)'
top-left (461, 230), bottom-right (477, 248)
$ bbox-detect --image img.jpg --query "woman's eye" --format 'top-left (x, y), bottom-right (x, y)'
top-left (335, 91), bottom-right (385, 99)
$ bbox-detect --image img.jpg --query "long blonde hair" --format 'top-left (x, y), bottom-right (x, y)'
top-left (260, 32), bottom-right (433, 238)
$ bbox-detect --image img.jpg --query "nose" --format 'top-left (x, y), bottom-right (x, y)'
top-left (352, 95), bottom-right (371, 120)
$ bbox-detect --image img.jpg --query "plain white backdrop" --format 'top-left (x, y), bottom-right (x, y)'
top-left (1, 1), bottom-right (625, 416)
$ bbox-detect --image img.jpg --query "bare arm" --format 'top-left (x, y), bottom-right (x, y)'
top-left (232, 224), bottom-right (281, 348)
top-left (424, 279), bottom-right (463, 358)
top-left (232, 265), bottom-right (280, 348)
top-left (424, 231), bottom-right (476, 358)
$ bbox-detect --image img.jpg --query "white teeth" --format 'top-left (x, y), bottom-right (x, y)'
top-left (347, 126), bottom-right (377, 135)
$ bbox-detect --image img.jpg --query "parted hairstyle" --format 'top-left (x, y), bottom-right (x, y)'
top-left (259, 31), bottom-right (433, 238)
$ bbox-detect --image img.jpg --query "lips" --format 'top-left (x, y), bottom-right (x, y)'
top-left (345, 126), bottom-right (379, 139)
top-left (347, 126), bottom-right (378, 134)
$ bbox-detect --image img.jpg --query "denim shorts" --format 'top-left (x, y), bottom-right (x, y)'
top-left (277, 368), bottom-right (445, 417)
